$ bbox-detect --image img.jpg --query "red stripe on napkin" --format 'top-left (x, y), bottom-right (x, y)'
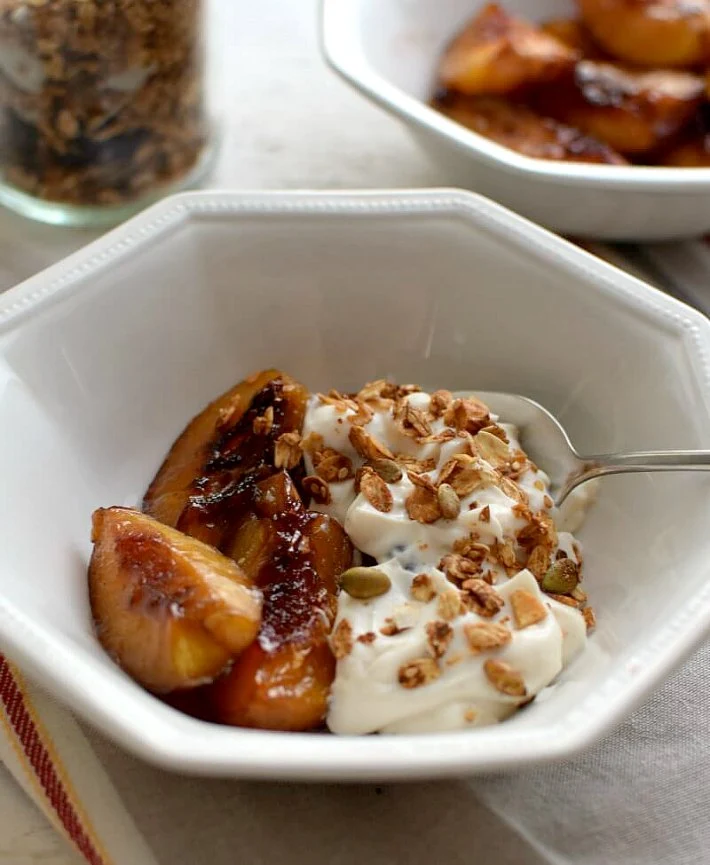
top-left (0, 654), bottom-right (106, 865)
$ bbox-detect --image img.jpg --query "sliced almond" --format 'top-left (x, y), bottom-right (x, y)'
top-left (349, 425), bottom-right (394, 461)
top-left (510, 589), bottom-right (548, 629)
top-left (499, 476), bottom-right (528, 504)
top-left (483, 659), bottom-right (527, 697)
top-left (437, 483), bottom-right (461, 520)
top-left (473, 429), bottom-right (510, 468)
top-left (407, 470), bottom-right (437, 492)
top-left (463, 621), bottom-right (511, 653)
top-left (359, 467), bottom-right (394, 513)
top-left (480, 424), bottom-right (509, 443)
top-left (583, 606), bottom-right (596, 631)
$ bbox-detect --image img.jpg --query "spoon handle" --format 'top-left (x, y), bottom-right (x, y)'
top-left (584, 450), bottom-right (710, 474)
top-left (558, 450), bottom-right (710, 505)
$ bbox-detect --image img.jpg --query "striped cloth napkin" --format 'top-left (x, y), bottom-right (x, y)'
top-left (0, 237), bottom-right (708, 865)
top-left (0, 657), bottom-right (157, 865)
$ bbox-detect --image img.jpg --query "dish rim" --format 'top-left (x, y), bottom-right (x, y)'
top-left (320, 0), bottom-right (710, 193)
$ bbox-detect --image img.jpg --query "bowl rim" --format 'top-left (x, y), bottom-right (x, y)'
top-left (320, 0), bottom-right (710, 192)
top-left (2, 188), bottom-right (710, 780)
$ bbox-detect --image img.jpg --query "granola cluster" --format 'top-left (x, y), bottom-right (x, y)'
top-left (313, 379), bottom-right (597, 734)
top-left (0, 0), bottom-right (208, 206)
top-left (308, 378), bottom-right (593, 623)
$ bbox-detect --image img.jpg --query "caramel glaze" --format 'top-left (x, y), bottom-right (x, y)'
top-left (171, 474), bottom-right (351, 731)
top-left (251, 474), bottom-right (339, 650)
top-left (432, 89), bottom-right (628, 163)
top-left (176, 378), bottom-right (307, 551)
top-left (157, 378), bottom-right (352, 729)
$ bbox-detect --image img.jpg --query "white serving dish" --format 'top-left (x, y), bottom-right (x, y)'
top-left (1, 189), bottom-right (709, 781)
top-left (321, 0), bottom-right (710, 241)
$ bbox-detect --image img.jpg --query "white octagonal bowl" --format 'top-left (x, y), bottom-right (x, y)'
top-left (321, 0), bottom-right (710, 241)
top-left (1, 189), bottom-right (709, 781)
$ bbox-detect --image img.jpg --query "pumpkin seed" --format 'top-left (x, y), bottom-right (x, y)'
top-left (339, 567), bottom-right (392, 600)
top-left (541, 558), bottom-right (579, 595)
top-left (367, 458), bottom-right (403, 484)
top-left (437, 483), bottom-right (461, 520)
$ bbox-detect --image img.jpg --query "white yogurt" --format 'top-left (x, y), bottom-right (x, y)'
top-left (302, 389), bottom-right (590, 734)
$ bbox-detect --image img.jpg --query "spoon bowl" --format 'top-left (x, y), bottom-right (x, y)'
top-left (472, 391), bottom-right (710, 506)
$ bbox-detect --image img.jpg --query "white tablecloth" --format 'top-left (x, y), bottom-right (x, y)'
top-left (0, 3), bottom-right (708, 864)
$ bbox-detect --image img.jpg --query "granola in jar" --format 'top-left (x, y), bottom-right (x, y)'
top-left (0, 0), bottom-right (211, 221)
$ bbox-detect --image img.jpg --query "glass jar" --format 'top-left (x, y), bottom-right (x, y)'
top-left (0, 0), bottom-right (214, 226)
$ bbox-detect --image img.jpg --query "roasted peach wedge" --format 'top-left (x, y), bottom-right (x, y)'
top-left (209, 472), bottom-right (353, 731)
top-left (534, 61), bottom-right (704, 155)
top-left (661, 134), bottom-right (710, 165)
top-left (175, 374), bottom-right (309, 550)
top-left (89, 507), bottom-right (262, 694)
top-left (578, 0), bottom-right (710, 68)
top-left (438, 3), bottom-right (577, 96)
top-left (540, 18), bottom-right (606, 59)
top-left (144, 370), bottom-right (308, 550)
top-left (432, 92), bottom-right (628, 164)
top-left (144, 368), bottom-right (283, 527)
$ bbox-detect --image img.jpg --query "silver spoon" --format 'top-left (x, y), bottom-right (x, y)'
top-left (472, 391), bottom-right (710, 507)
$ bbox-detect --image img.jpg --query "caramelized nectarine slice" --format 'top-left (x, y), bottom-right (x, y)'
top-left (541, 18), bottom-right (606, 58)
top-left (578, 0), bottom-right (710, 68)
top-left (143, 369), bottom-right (302, 527)
top-left (661, 134), bottom-right (710, 165)
top-left (432, 92), bottom-right (627, 163)
top-left (534, 62), bottom-right (704, 154)
top-left (438, 3), bottom-right (577, 96)
top-left (209, 473), bottom-right (353, 731)
top-left (174, 374), bottom-right (309, 550)
top-left (89, 507), bottom-right (262, 693)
